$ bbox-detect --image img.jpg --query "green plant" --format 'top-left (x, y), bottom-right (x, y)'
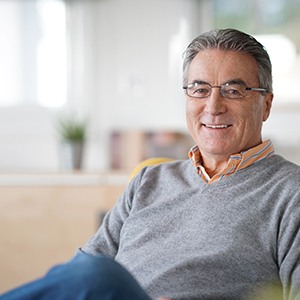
top-left (57, 117), bottom-right (87, 142)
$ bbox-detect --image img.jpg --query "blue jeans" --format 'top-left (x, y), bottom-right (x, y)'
top-left (0, 251), bottom-right (152, 300)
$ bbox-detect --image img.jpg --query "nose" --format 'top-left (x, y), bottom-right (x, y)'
top-left (204, 88), bottom-right (227, 115)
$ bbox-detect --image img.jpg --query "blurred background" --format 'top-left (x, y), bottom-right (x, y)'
top-left (1, 0), bottom-right (300, 172)
top-left (0, 0), bottom-right (300, 293)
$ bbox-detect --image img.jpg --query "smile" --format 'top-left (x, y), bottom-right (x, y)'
top-left (204, 124), bottom-right (230, 129)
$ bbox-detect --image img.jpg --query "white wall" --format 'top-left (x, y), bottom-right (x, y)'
top-left (0, 107), bottom-right (59, 171)
top-left (263, 108), bottom-right (300, 165)
top-left (89, 0), bottom-right (206, 169)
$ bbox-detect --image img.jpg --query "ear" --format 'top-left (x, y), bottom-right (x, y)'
top-left (262, 93), bottom-right (273, 122)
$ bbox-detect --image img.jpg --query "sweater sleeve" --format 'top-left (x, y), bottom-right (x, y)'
top-left (277, 190), bottom-right (300, 300)
top-left (80, 169), bottom-right (144, 257)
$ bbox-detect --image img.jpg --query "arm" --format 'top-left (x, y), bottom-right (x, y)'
top-left (278, 192), bottom-right (300, 300)
top-left (81, 169), bottom-right (143, 257)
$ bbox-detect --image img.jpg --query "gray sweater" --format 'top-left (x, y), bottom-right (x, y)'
top-left (82, 154), bottom-right (300, 300)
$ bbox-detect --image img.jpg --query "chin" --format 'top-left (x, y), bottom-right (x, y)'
top-left (200, 143), bottom-right (232, 154)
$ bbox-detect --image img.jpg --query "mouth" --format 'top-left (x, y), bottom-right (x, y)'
top-left (203, 124), bottom-right (231, 129)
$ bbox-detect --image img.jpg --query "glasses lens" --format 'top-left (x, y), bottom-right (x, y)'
top-left (221, 83), bottom-right (247, 99)
top-left (187, 83), bottom-right (211, 98)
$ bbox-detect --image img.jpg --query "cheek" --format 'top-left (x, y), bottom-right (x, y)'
top-left (185, 109), bottom-right (194, 134)
top-left (252, 102), bottom-right (265, 123)
top-left (186, 102), bottom-right (201, 129)
top-left (240, 103), bottom-right (264, 132)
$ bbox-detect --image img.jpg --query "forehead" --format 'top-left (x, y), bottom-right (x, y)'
top-left (188, 49), bottom-right (259, 85)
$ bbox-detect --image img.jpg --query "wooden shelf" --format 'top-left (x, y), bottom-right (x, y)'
top-left (0, 172), bottom-right (127, 293)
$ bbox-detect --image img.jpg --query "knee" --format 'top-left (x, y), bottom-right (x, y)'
top-left (47, 252), bottom-right (150, 299)
top-left (67, 252), bottom-right (130, 287)
top-left (49, 252), bottom-right (126, 287)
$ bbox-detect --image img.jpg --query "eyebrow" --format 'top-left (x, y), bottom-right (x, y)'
top-left (223, 79), bottom-right (247, 86)
top-left (188, 80), bottom-right (209, 86)
top-left (188, 79), bottom-right (248, 87)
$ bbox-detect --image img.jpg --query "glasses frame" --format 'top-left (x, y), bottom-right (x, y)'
top-left (183, 81), bottom-right (268, 99)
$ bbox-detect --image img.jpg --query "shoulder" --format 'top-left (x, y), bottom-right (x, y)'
top-left (129, 159), bottom-right (195, 190)
top-left (266, 154), bottom-right (300, 181)
top-left (140, 159), bottom-right (193, 177)
top-left (259, 155), bottom-right (300, 209)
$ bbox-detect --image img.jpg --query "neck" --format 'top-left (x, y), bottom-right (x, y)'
top-left (202, 155), bottom-right (230, 178)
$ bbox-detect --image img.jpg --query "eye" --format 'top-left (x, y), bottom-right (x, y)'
top-left (222, 83), bottom-right (246, 98)
top-left (188, 84), bottom-right (211, 97)
top-left (194, 87), bottom-right (209, 95)
top-left (227, 88), bottom-right (241, 95)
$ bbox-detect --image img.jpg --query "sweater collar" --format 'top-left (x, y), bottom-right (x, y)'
top-left (189, 140), bottom-right (274, 184)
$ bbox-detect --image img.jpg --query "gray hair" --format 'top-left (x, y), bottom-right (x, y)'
top-left (183, 28), bottom-right (273, 92)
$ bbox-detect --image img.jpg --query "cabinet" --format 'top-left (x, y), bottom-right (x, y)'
top-left (0, 172), bottom-right (127, 293)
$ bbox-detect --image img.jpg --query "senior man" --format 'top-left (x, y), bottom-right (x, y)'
top-left (1, 28), bottom-right (300, 300)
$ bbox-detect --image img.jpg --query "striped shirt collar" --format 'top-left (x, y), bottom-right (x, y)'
top-left (189, 140), bottom-right (274, 184)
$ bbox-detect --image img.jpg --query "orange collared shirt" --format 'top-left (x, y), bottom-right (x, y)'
top-left (189, 140), bottom-right (274, 184)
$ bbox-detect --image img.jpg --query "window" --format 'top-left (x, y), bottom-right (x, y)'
top-left (212, 0), bottom-right (300, 105)
top-left (0, 0), bottom-right (66, 107)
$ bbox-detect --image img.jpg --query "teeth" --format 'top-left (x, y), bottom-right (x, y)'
top-left (205, 124), bottom-right (229, 129)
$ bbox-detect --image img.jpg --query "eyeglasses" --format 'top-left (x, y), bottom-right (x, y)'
top-left (183, 81), bottom-right (268, 99)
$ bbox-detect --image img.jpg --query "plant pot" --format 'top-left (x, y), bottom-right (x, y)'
top-left (59, 141), bottom-right (84, 170)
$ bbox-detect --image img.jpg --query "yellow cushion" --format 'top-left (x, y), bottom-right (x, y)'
top-left (129, 157), bottom-right (174, 181)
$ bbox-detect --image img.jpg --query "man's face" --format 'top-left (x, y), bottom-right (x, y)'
top-left (185, 49), bottom-right (273, 161)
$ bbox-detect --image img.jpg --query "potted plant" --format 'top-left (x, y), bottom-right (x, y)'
top-left (57, 116), bottom-right (87, 170)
